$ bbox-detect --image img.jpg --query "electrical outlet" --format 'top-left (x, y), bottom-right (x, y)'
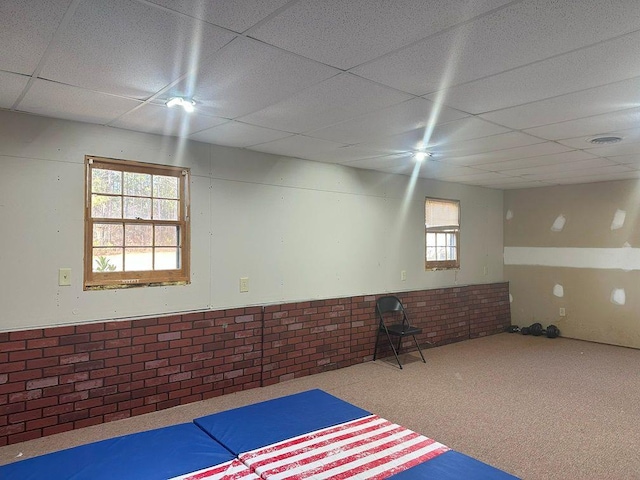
top-left (239, 277), bottom-right (249, 293)
top-left (483, 265), bottom-right (488, 276)
top-left (559, 307), bottom-right (566, 317)
top-left (400, 270), bottom-right (407, 281)
top-left (58, 268), bottom-right (71, 286)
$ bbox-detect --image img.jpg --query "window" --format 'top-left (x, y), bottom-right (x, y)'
top-left (84, 156), bottom-right (190, 289)
top-left (425, 198), bottom-right (459, 270)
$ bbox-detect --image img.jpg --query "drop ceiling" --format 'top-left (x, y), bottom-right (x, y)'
top-left (2, 0), bottom-right (640, 189)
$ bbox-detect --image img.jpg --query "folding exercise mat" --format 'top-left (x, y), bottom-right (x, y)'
top-left (195, 389), bottom-right (519, 480)
top-left (0, 423), bottom-right (259, 480)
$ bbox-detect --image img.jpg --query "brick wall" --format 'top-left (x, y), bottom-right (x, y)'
top-left (0, 282), bottom-right (510, 446)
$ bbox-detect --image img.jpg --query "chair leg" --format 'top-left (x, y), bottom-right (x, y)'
top-left (385, 331), bottom-right (403, 369)
top-left (396, 335), bottom-right (402, 355)
top-left (412, 335), bottom-right (426, 363)
top-left (373, 329), bottom-right (380, 361)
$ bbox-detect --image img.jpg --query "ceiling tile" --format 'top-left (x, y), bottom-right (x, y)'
top-left (438, 142), bottom-right (573, 166)
top-left (477, 150), bottom-right (599, 172)
top-left (427, 29), bottom-right (640, 114)
top-left (145, 0), bottom-right (290, 32)
top-left (481, 76), bottom-right (640, 130)
top-left (310, 146), bottom-right (392, 164)
top-left (352, 0), bottom-right (640, 96)
top-left (189, 121), bottom-right (292, 147)
top-left (308, 98), bottom-right (467, 145)
top-left (525, 108), bottom-right (640, 141)
top-left (502, 158), bottom-right (618, 178)
top-left (237, 74), bottom-right (412, 134)
top-left (497, 181), bottom-right (554, 189)
top-left (17, 80), bottom-right (142, 124)
top-left (112, 103), bottom-right (228, 138)
top-left (0, 72), bottom-right (29, 108)
top-left (550, 170), bottom-right (640, 185)
top-left (434, 171), bottom-right (513, 183)
top-left (0, 0), bottom-right (72, 75)
top-left (602, 154), bottom-right (640, 165)
top-left (364, 117), bottom-right (509, 154)
top-left (248, 135), bottom-right (348, 160)
top-left (39, 0), bottom-right (236, 99)
top-left (250, 0), bottom-right (512, 69)
top-left (168, 37), bottom-right (339, 119)
top-left (584, 142), bottom-right (640, 158)
top-left (434, 131), bottom-right (544, 157)
top-left (527, 165), bottom-right (634, 182)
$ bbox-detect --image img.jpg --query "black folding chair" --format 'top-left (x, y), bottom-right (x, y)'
top-left (373, 295), bottom-right (426, 369)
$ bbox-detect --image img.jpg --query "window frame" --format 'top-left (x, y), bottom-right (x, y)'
top-left (84, 155), bottom-right (190, 290)
top-left (425, 197), bottom-right (460, 270)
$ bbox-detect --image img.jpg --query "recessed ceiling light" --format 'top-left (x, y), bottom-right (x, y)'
top-left (588, 135), bottom-right (623, 145)
top-left (166, 97), bottom-right (196, 113)
top-left (413, 151), bottom-right (432, 162)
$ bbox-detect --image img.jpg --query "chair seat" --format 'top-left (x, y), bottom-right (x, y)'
top-left (383, 324), bottom-right (422, 336)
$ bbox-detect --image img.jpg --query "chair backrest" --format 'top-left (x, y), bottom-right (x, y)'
top-left (376, 296), bottom-right (409, 327)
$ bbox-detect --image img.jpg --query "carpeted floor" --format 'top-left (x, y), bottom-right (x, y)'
top-left (2, 333), bottom-right (639, 479)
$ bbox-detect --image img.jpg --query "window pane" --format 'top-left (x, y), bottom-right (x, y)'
top-left (124, 247), bottom-right (152, 271)
top-left (153, 199), bottom-right (178, 220)
top-left (92, 194), bottom-right (121, 219)
top-left (426, 247), bottom-right (436, 261)
top-left (155, 225), bottom-right (178, 246)
top-left (437, 247), bottom-right (446, 261)
top-left (93, 223), bottom-right (123, 247)
top-left (92, 248), bottom-right (123, 272)
top-left (124, 196), bottom-right (151, 219)
top-left (123, 172), bottom-right (151, 196)
top-left (155, 247), bottom-right (180, 270)
top-left (92, 168), bottom-right (121, 195)
top-left (153, 175), bottom-right (179, 199)
top-left (437, 233), bottom-right (446, 247)
top-left (426, 232), bottom-right (435, 247)
top-left (125, 224), bottom-right (152, 246)
top-left (449, 247), bottom-right (457, 260)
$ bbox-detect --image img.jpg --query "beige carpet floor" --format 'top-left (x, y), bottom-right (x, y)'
top-left (2, 333), bottom-right (639, 479)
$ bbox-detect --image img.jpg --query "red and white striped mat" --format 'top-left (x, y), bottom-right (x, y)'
top-left (239, 415), bottom-right (449, 480)
top-left (169, 458), bottom-right (261, 480)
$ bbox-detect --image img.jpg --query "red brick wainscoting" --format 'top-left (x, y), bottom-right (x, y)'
top-left (0, 283), bottom-right (510, 445)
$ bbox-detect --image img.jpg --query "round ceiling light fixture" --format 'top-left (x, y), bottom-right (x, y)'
top-left (413, 151), bottom-right (433, 162)
top-left (588, 135), bottom-right (623, 145)
top-left (166, 96), bottom-right (196, 113)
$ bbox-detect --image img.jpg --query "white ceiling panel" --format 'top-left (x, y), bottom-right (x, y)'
top-left (478, 150), bottom-right (599, 172)
top-left (365, 117), bottom-right (509, 153)
top-left (502, 158), bottom-right (618, 178)
top-left (584, 142), bottom-right (640, 158)
top-left (433, 171), bottom-right (514, 183)
top-left (601, 154), bottom-right (640, 166)
top-left (525, 108), bottom-right (640, 142)
top-left (434, 132), bottom-right (544, 157)
top-left (145, 0), bottom-right (291, 33)
top-left (0, 72), bottom-right (29, 109)
top-left (168, 37), bottom-right (339, 119)
top-left (248, 135), bottom-right (348, 160)
top-left (249, 0), bottom-right (512, 69)
top-left (353, 0), bottom-right (640, 96)
top-left (527, 165), bottom-right (634, 182)
top-left (0, 0), bottom-right (72, 75)
top-left (308, 146), bottom-right (393, 164)
top-left (428, 29), bottom-right (640, 114)
top-left (498, 181), bottom-right (555, 189)
top-left (112, 104), bottom-right (228, 138)
top-left (308, 98), bottom-right (467, 145)
top-left (18, 80), bottom-right (142, 124)
top-left (237, 74), bottom-right (412, 134)
top-left (551, 170), bottom-right (640, 185)
top-left (439, 142), bottom-right (573, 166)
top-left (189, 121), bottom-right (292, 148)
top-left (39, 0), bottom-right (236, 99)
top-left (481, 76), bottom-right (640, 130)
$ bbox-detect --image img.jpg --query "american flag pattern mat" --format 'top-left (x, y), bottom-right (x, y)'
top-left (169, 459), bottom-right (261, 480)
top-left (239, 414), bottom-right (450, 480)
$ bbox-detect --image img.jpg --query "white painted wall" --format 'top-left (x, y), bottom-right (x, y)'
top-left (0, 110), bottom-right (504, 331)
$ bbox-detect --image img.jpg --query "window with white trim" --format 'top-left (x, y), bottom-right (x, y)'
top-left (84, 156), bottom-right (190, 289)
top-left (425, 198), bottom-right (460, 270)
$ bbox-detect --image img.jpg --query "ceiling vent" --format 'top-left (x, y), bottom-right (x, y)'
top-left (588, 135), bottom-right (623, 145)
